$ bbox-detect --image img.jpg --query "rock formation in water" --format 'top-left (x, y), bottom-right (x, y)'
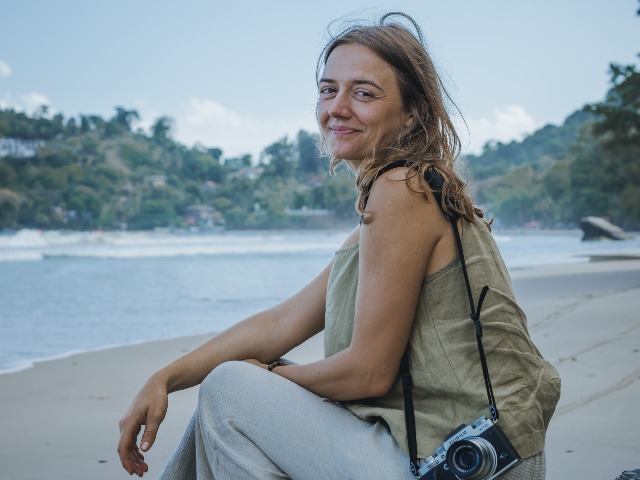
top-left (615, 469), bottom-right (640, 480)
top-left (580, 216), bottom-right (632, 241)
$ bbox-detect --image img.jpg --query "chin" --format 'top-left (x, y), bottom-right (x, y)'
top-left (325, 140), bottom-right (359, 160)
top-left (328, 147), bottom-right (367, 162)
top-left (333, 155), bottom-right (366, 166)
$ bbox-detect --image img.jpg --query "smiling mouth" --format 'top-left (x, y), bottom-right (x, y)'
top-left (330, 127), bottom-right (359, 135)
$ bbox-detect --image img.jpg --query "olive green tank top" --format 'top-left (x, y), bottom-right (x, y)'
top-left (324, 217), bottom-right (561, 459)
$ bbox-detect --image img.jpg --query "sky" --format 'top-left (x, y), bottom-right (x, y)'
top-left (1, 0), bottom-right (638, 160)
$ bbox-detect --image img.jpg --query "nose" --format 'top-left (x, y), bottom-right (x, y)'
top-left (327, 91), bottom-right (351, 119)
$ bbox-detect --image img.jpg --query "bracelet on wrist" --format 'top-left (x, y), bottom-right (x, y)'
top-left (267, 359), bottom-right (287, 371)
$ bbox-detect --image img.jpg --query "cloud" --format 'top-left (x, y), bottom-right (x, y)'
top-left (130, 98), bottom-right (163, 135)
top-left (461, 105), bottom-right (541, 154)
top-left (20, 92), bottom-right (51, 113)
top-left (0, 91), bottom-right (52, 115)
top-left (165, 100), bottom-right (539, 162)
top-left (174, 98), bottom-right (318, 160)
top-left (0, 60), bottom-right (11, 77)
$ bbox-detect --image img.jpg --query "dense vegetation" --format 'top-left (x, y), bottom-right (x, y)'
top-left (466, 59), bottom-right (639, 229)
top-left (0, 108), bottom-right (358, 230)
top-left (0, 56), bottom-right (638, 231)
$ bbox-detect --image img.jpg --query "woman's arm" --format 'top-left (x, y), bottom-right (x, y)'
top-left (158, 261), bottom-right (332, 394)
top-left (117, 247), bottom-right (340, 476)
top-left (271, 168), bottom-right (454, 400)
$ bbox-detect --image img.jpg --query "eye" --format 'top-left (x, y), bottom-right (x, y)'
top-left (355, 90), bottom-right (374, 99)
top-left (319, 86), bottom-right (337, 96)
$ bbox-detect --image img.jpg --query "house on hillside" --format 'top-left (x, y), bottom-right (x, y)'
top-left (183, 204), bottom-right (224, 229)
top-left (229, 166), bottom-right (264, 180)
top-left (0, 138), bottom-right (44, 158)
top-left (148, 175), bottom-right (167, 188)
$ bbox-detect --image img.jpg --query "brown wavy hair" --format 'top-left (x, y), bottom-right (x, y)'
top-left (317, 12), bottom-right (488, 226)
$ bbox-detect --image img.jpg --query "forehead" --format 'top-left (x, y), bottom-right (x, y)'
top-left (321, 43), bottom-right (398, 85)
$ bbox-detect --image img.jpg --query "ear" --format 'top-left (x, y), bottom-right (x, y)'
top-left (404, 113), bottom-right (415, 127)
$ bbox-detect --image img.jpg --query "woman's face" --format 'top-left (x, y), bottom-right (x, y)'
top-left (317, 43), bottom-right (412, 167)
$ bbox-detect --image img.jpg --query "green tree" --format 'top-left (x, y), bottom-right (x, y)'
top-left (66, 117), bottom-right (78, 135)
top-left (585, 62), bottom-right (640, 148)
top-left (224, 154), bottom-right (251, 170)
top-left (575, 60), bottom-right (640, 227)
top-left (481, 165), bottom-right (542, 227)
top-left (296, 130), bottom-right (324, 175)
top-left (79, 115), bottom-right (106, 134)
top-left (318, 173), bottom-right (357, 219)
top-left (0, 188), bottom-right (21, 228)
top-left (64, 185), bottom-right (101, 227)
top-left (106, 107), bottom-right (140, 136)
top-left (184, 150), bottom-right (224, 181)
top-left (262, 137), bottom-right (296, 178)
top-left (538, 160), bottom-right (572, 226)
top-left (208, 147), bottom-right (223, 163)
top-left (0, 161), bottom-right (17, 187)
top-left (114, 107), bottom-right (140, 132)
top-left (151, 116), bottom-right (174, 144)
top-left (129, 198), bottom-right (177, 229)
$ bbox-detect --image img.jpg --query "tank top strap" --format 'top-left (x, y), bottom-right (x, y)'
top-left (363, 160), bottom-right (414, 208)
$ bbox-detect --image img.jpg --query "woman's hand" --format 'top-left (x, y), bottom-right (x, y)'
top-left (243, 359), bottom-right (268, 369)
top-left (117, 373), bottom-right (169, 477)
top-left (114, 255), bottom-right (334, 475)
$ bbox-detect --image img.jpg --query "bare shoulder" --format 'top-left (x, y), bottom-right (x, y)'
top-left (362, 166), bottom-right (457, 276)
top-left (337, 224), bottom-right (361, 249)
top-left (366, 167), bottom-right (440, 220)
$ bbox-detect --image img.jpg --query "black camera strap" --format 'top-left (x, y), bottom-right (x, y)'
top-left (367, 161), bottom-right (499, 476)
top-left (440, 197), bottom-right (498, 424)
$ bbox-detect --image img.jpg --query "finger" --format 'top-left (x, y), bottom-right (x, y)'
top-left (121, 443), bottom-right (148, 476)
top-left (118, 419), bottom-right (142, 474)
top-left (244, 358), bottom-right (267, 369)
top-left (128, 449), bottom-right (149, 476)
top-left (140, 410), bottom-right (165, 452)
top-left (140, 427), bottom-right (156, 452)
top-left (117, 438), bottom-right (134, 474)
top-left (131, 444), bottom-right (145, 462)
top-left (119, 440), bottom-right (140, 474)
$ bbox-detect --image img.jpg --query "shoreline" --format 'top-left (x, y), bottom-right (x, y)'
top-left (0, 336), bottom-right (213, 377)
top-left (1, 259), bottom-right (640, 479)
top-left (0, 252), bottom-right (637, 377)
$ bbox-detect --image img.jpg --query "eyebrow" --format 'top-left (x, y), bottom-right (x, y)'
top-left (318, 77), bottom-right (384, 91)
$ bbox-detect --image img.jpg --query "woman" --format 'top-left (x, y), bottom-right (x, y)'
top-left (118, 12), bottom-right (560, 479)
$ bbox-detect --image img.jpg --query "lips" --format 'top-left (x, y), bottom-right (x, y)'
top-left (330, 126), bottom-right (360, 135)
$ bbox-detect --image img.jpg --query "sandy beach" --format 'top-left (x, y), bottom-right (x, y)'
top-left (1, 259), bottom-right (639, 479)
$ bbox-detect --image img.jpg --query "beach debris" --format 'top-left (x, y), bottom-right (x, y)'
top-left (580, 216), bottom-right (632, 241)
top-left (615, 469), bottom-right (640, 480)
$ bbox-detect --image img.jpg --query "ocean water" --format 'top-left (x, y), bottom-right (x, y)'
top-left (1, 228), bottom-right (639, 375)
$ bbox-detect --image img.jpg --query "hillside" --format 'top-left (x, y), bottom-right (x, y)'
top-left (0, 109), bottom-right (358, 231)
top-left (1, 58), bottom-right (638, 231)
top-left (465, 109), bottom-right (592, 180)
top-left (464, 61), bottom-right (639, 229)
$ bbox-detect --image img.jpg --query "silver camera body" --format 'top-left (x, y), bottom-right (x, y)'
top-left (418, 416), bottom-right (520, 480)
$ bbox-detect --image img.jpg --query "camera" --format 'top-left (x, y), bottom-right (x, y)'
top-left (418, 416), bottom-right (520, 480)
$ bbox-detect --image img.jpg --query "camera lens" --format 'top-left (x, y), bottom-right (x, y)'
top-left (457, 448), bottom-right (477, 470)
top-left (446, 438), bottom-right (497, 479)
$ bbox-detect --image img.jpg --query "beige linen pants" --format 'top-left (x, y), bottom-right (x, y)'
top-left (157, 361), bottom-right (545, 480)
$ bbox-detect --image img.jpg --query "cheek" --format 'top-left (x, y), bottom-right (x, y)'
top-left (382, 110), bottom-right (408, 138)
top-left (316, 102), bottom-right (329, 126)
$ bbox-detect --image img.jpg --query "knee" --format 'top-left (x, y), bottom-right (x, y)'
top-left (198, 361), bottom-right (259, 409)
top-left (200, 360), bottom-right (242, 395)
top-left (197, 361), bottom-right (267, 430)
